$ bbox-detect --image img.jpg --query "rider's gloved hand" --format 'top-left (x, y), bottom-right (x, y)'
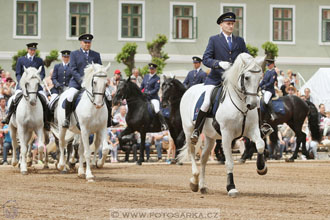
top-left (219, 61), bottom-right (231, 70)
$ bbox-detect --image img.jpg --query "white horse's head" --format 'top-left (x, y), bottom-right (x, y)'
top-left (82, 62), bottom-right (111, 108)
top-left (20, 66), bottom-right (42, 106)
top-left (223, 53), bottom-right (263, 110)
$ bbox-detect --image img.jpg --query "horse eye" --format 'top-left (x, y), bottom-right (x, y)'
top-left (245, 76), bottom-right (249, 81)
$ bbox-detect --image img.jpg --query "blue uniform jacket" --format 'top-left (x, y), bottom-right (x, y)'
top-left (69, 49), bottom-right (102, 89)
top-left (183, 69), bottom-right (207, 88)
top-left (16, 55), bottom-right (45, 89)
top-left (140, 74), bottom-right (160, 100)
top-left (203, 33), bottom-right (248, 85)
top-left (259, 68), bottom-right (277, 97)
top-left (51, 63), bottom-right (72, 94)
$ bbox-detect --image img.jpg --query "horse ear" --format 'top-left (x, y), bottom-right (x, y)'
top-left (36, 66), bottom-right (42, 75)
top-left (163, 75), bottom-right (167, 81)
top-left (91, 62), bottom-right (96, 71)
top-left (105, 62), bottom-right (111, 72)
top-left (256, 55), bottom-right (267, 67)
top-left (127, 76), bottom-right (131, 82)
top-left (173, 75), bottom-right (176, 80)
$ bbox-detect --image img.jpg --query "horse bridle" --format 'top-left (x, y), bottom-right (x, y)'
top-left (85, 73), bottom-right (107, 106)
top-left (238, 70), bottom-right (260, 97)
top-left (23, 82), bottom-right (39, 99)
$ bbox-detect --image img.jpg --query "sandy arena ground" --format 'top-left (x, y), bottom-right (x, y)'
top-left (0, 160), bottom-right (330, 220)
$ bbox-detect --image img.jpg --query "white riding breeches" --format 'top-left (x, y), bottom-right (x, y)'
top-left (66, 87), bottom-right (79, 102)
top-left (263, 91), bottom-right (272, 104)
top-left (200, 85), bottom-right (215, 112)
top-left (151, 99), bottom-right (160, 113)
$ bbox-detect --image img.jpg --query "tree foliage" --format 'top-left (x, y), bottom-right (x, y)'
top-left (141, 34), bottom-right (169, 76)
top-left (44, 50), bottom-right (59, 68)
top-left (246, 44), bottom-right (258, 58)
top-left (115, 42), bottom-right (138, 76)
top-left (261, 41), bottom-right (279, 71)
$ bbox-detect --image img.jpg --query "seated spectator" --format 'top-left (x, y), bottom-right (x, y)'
top-left (0, 124), bottom-right (19, 165)
top-left (153, 130), bottom-right (169, 162)
top-left (302, 118), bottom-right (319, 159)
top-left (304, 88), bottom-right (314, 103)
top-left (113, 105), bottom-right (127, 136)
top-left (130, 68), bottom-right (143, 87)
top-left (279, 123), bottom-right (296, 153)
top-left (280, 78), bottom-right (290, 96)
top-left (323, 110), bottom-right (330, 137)
top-left (286, 85), bottom-right (297, 96)
top-left (1, 78), bottom-right (15, 100)
top-left (109, 130), bottom-right (119, 163)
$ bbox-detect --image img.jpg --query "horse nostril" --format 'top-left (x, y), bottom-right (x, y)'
top-left (247, 104), bottom-right (251, 109)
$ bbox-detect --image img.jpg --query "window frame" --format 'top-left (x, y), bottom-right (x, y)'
top-left (270, 4), bottom-right (295, 45)
top-left (220, 3), bottom-right (246, 40)
top-left (118, 0), bottom-right (145, 42)
top-left (319, 6), bottom-right (330, 45)
top-left (13, 0), bottom-right (41, 39)
top-left (66, 0), bottom-right (94, 41)
top-left (169, 2), bottom-right (197, 43)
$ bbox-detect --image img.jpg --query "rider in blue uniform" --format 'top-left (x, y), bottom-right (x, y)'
top-left (2, 42), bottom-right (50, 130)
top-left (62, 34), bottom-right (102, 128)
top-left (51, 50), bottom-right (72, 95)
top-left (190, 12), bottom-right (249, 144)
top-left (183, 56), bottom-right (207, 89)
top-left (259, 58), bottom-right (278, 121)
top-left (140, 63), bottom-right (168, 131)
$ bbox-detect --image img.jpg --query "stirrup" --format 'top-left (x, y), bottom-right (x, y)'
top-left (190, 130), bottom-right (200, 145)
top-left (260, 123), bottom-right (274, 137)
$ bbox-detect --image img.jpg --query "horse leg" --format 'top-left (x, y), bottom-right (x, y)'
top-left (81, 129), bottom-right (94, 181)
top-left (137, 132), bottom-right (146, 165)
top-left (187, 137), bottom-right (199, 192)
top-left (249, 128), bottom-right (267, 175)
top-left (91, 133), bottom-right (99, 168)
top-left (199, 137), bottom-right (215, 194)
top-left (10, 125), bottom-right (19, 167)
top-left (36, 128), bottom-right (48, 169)
top-left (96, 129), bottom-right (108, 168)
top-left (17, 128), bottom-right (32, 175)
top-left (77, 136), bottom-right (85, 178)
top-left (221, 133), bottom-right (238, 197)
top-left (299, 132), bottom-right (308, 158)
top-left (57, 128), bottom-right (67, 171)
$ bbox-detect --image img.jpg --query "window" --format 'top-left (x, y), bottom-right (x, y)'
top-left (321, 9), bottom-right (330, 42)
top-left (69, 2), bottom-right (90, 37)
top-left (172, 5), bottom-right (197, 40)
top-left (223, 6), bottom-right (244, 37)
top-left (272, 8), bottom-right (293, 41)
top-left (121, 4), bottom-right (142, 38)
top-left (16, 1), bottom-right (38, 36)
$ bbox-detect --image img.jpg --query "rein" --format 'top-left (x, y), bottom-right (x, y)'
top-left (84, 73), bottom-right (107, 106)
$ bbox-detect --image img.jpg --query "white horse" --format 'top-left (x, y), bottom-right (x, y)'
top-left (178, 53), bottom-right (267, 197)
top-left (57, 63), bottom-right (110, 181)
top-left (10, 66), bottom-right (47, 174)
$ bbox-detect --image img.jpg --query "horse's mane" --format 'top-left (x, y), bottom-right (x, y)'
top-left (20, 67), bottom-right (41, 89)
top-left (82, 63), bottom-right (106, 89)
top-left (170, 78), bottom-right (186, 93)
top-left (126, 80), bottom-right (147, 100)
top-left (222, 53), bottom-right (258, 85)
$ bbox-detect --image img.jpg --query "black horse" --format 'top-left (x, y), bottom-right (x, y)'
top-left (161, 76), bottom-right (186, 161)
top-left (239, 96), bottom-right (321, 162)
top-left (262, 97), bottom-right (321, 161)
top-left (113, 78), bottom-right (163, 165)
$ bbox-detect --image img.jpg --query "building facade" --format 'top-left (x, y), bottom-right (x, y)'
top-left (1, 0), bottom-right (330, 83)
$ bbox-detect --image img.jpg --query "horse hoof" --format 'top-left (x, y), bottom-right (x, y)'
top-left (43, 165), bottom-right (49, 169)
top-left (87, 179), bottom-right (95, 183)
top-left (200, 187), bottom-right (209, 194)
top-left (136, 161), bottom-right (142, 166)
top-left (12, 161), bottom-right (18, 167)
top-left (78, 174), bottom-right (86, 179)
top-left (218, 160), bottom-right (225, 165)
top-left (69, 163), bottom-right (76, 169)
top-left (27, 161), bottom-right (32, 167)
top-left (238, 159), bottom-right (246, 164)
top-left (60, 170), bottom-right (68, 174)
top-left (190, 182), bottom-right (199, 192)
top-left (285, 158), bottom-right (295, 162)
top-left (21, 171), bottom-right (28, 175)
top-left (91, 164), bottom-right (96, 169)
top-left (228, 189), bottom-right (239, 197)
top-left (257, 166), bottom-right (268, 175)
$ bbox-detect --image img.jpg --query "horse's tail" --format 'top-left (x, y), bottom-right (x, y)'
top-left (306, 100), bottom-right (322, 142)
top-left (177, 139), bottom-right (201, 163)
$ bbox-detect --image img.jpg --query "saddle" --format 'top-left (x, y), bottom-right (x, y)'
top-left (193, 84), bottom-right (225, 135)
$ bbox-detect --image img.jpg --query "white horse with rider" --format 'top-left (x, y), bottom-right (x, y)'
top-left (56, 62), bottom-right (110, 181)
top-left (9, 66), bottom-right (48, 174)
top-left (178, 53), bottom-right (267, 197)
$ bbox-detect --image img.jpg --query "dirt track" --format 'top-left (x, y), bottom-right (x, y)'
top-left (0, 160), bottom-right (330, 220)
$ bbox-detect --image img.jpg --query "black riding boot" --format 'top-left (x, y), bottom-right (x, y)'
top-left (258, 108), bottom-right (273, 138)
top-left (266, 101), bottom-right (278, 121)
top-left (63, 100), bottom-right (73, 128)
top-left (37, 93), bottom-right (51, 131)
top-left (190, 110), bottom-right (207, 145)
top-left (157, 112), bottom-right (168, 131)
top-left (1, 93), bottom-right (23, 124)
